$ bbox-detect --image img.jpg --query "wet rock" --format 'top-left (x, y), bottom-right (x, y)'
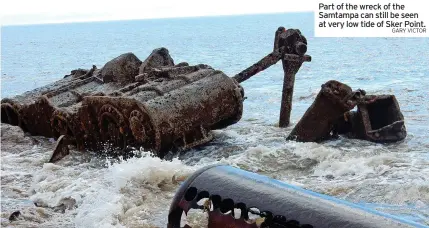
top-left (9, 211), bottom-right (21, 222)
top-left (71, 69), bottom-right (88, 77)
top-left (138, 48), bottom-right (174, 74)
top-left (0, 124), bottom-right (34, 152)
top-left (53, 197), bottom-right (77, 213)
top-left (101, 52), bottom-right (142, 83)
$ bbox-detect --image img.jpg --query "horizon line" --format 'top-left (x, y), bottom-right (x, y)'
top-left (1, 11), bottom-right (312, 27)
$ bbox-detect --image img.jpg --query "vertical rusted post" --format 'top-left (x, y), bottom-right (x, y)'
top-left (275, 28), bottom-right (311, 128)
top-left (279, 56), bottom-right (309, 127)
top-left (273, 27), bottom-right (285, 51)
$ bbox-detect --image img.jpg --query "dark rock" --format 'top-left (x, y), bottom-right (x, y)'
top-left (101, 53), bottom-right (142, 83)
top-left (9, 211), bottom-right (21, 222)
top-left (325, 174), bottom-right (335, 180)
top-left (175, 62), bottom-right (189, 67)
top-left (65, 65), bottom-right (98, 79)
top-left (70, 68), bottom-right (88, 77)
top-left (138, 48), bottom-right (174, 74)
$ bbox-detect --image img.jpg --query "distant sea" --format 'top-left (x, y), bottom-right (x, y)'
top-left (1, 13), bottom-right (429, 227)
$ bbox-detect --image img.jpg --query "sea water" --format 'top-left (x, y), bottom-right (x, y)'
top-left (1, 13), bottom-right (428, 227)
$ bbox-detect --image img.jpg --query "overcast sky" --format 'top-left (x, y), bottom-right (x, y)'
top-left (0, 0), bottom-right (313, 25)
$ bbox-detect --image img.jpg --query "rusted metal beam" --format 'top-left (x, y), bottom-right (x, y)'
top-left (232, 47), bottom-right (284, 83)
top-left (276, 28), bottom-right (311, 128)
top-left (234, 27), bottom-right (311, 128)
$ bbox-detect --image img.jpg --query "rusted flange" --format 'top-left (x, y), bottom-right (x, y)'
top-left (51, 110), bottom-right (73, 138)
top-left (129, 107), bottom-right (160, 151)
top-left (98, 104), bottom-right (127, 149)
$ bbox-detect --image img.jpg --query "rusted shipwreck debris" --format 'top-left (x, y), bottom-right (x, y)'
top-left (287, 81), bottom-right (407, 143)
top-left (1, 26), bottom-right (405, 160)
top-left (1, 27), bottom-right (312, 158)
top-left (334, 94), bottom-right (407, 142)
top-left (1, 49), bottom-right (245, 158)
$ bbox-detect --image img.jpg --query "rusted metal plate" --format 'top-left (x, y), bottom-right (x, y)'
top-left (287, 80), bottom-right (363, 142)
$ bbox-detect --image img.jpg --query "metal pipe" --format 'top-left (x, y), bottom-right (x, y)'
top-left (168, 165), bottom-right (424, 228)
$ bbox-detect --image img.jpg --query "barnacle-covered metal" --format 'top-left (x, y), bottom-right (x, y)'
top-left (287, 80), bottom-right (407, 143)
top-left (168, 165), bottom-right (422, 228)
top-left (1, 49), bottom-right (244, 157)
top-left (287, 80), bottom-right (365, 142)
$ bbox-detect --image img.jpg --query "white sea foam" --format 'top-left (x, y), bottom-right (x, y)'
top-left (2, 117), bottom-right (429, 227)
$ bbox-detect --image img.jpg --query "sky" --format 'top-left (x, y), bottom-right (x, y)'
top-left (0, 0), bottom-right (313, 26)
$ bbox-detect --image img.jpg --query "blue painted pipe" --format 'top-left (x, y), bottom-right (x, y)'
top-left (168, 165), bottom-right (427, 228)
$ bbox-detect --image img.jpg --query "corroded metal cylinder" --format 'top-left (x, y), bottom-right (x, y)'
top-left (79, 66), bottom-right (244, 157)
top-left (1, 48), bottom-right (244, 156)
top-left (168, 165), bottom-right (423, 228)
top-left (142, 70), bottom-right (243, 153)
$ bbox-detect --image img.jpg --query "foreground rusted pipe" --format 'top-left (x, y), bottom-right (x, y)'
top-left (168, 165), bottom-right (424, 228)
